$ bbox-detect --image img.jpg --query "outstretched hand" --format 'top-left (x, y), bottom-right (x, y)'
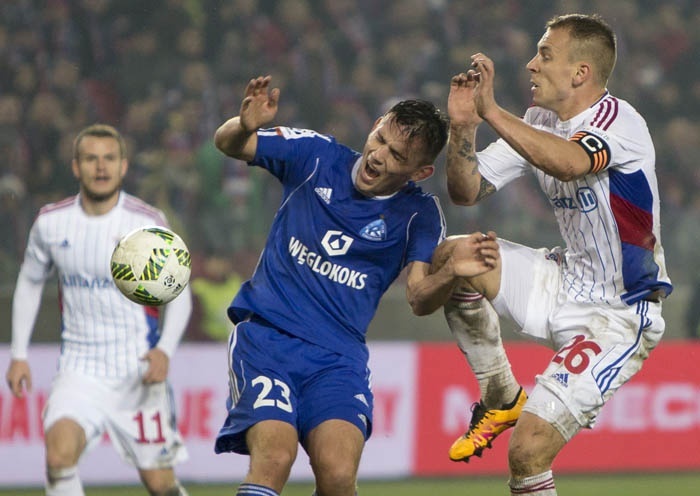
top-left (240, 75), bottom-right (280, 133)
top-left (448, 70), bottom-right (483, 128)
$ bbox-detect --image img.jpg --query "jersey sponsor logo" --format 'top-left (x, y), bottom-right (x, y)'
top-left (570, 130), bottom-right (611, 173)
top-left (550, 187), bottom-right (598, 213)
top-left (314, 187), bottom-right (333, 204)
top-left (61, 274), bottom-right (114, 289)
top-left (550, 197), bottom-right (577, 209)
top-left (360, 219), bottom-right (387, 241)
top-left (576, 187), bottom-right (598, 212)
top-left (321, 230), bottom-right (354, 256)
top-left (288, 236), bottom-right (367, 290)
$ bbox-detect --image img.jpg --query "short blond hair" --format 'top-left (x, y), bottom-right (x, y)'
top-left (73, 123), bottom-right (127, 160)
top-left (546, 13), bottom-right (617, 87)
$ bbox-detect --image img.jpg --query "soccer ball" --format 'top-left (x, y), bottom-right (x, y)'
top-left (110, 226), bottom-right (192, 306)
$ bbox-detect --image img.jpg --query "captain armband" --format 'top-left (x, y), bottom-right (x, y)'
top-left (570, 131), bottom-right (611, 174)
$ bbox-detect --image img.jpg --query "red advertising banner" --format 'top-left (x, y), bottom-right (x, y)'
top-left (413, 341), bottom-right (700, 475)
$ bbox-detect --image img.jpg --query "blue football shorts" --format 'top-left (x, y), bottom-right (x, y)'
top-left (214, 316), bottom-right (374, 454)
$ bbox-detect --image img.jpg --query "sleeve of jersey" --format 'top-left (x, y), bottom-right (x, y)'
top-left (252, 126), bottom-right (336, 186)
top-left (10, 271), bottom-right (45, 359)
top-left (11, 216), bottom-right (52, 360)
top-left (20, 217), bottom-right (55, 282)
top-left (477, 137), bottom-right (531, 190)
top-left (156, 284), bottom-right (193, 358)
top-left (405, 195), bottom-right (446, 264)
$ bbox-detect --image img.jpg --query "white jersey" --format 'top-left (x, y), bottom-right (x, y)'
top-left (13, 192), bottom-right (191, 378)
top-left (478, 92), bottom-right (672, 306)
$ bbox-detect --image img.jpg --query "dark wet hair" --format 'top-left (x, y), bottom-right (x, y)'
top-left (386, 99), bottom-right (448, 163)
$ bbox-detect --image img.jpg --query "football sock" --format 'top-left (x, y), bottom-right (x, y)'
top-left (445, 289), bottom-right (521, 408)
top-left (46, 465), bottom-right (84, 496)
top-left (237, 483), bottom-right (280, 495)
top-left (509, 470), bottom-right (557, 495)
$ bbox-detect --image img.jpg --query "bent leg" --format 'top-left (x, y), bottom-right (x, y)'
top-left (45, 417), bottom-right (87, 495)
top-left (445, 290), bottom-right (520, 407)
top-left (304, 419), bottom-right (364, 496)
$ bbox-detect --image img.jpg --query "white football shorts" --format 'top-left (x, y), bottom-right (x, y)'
top-left (43, 369), bottom-right (188, 470)
top-left (491, 239), bottom-right (665, 440)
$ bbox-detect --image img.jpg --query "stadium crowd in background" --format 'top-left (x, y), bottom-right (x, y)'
top-left (0, 0), bottom-right (698, 335)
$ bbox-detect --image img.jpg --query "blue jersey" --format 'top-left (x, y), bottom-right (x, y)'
top-left (228, 126), bottom-right (445, 363)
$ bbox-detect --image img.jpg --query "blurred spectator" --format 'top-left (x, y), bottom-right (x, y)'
top-left (0, 0), bottom-right (697, 342)
top-left (189, 255), bottom-right (243, 341)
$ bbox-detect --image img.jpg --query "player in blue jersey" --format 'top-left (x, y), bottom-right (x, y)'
top-left (441, 14), bottom-right (671, 495)
top-left (212, 75), bottom-right (501, 496)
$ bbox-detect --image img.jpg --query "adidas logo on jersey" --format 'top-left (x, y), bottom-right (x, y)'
top-left (315, 187), bottom-right (333, 204)
top-left (552, 372), bottom-right (569, 387)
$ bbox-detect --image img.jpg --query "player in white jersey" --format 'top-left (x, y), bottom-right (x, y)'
top-left (212, 75), bottom-right (500, 496)
top-left (5, 124), bottom-right (192, 496)
top-left (437, 14), bottom-right (672, 495)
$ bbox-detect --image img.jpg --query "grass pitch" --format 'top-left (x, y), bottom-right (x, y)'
top-left (3, 472), bottom-right (700, 495)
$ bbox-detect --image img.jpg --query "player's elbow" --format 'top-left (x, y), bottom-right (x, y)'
top-left (407, 289), bottom-right (443, 316)
top-left (214, 126), bottom-right (235, 155)
top-left (409, 300), bottom-right (437, 317)
top-left (447, 184), bottom-right (478, 206)
top-left (549, 162), bottom-right (588, 182)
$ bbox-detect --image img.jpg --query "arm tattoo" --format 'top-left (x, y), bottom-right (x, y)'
top-left (476, 177), bottom-right (496, 201)
top-left (457, 139), bottom-right (479, 175)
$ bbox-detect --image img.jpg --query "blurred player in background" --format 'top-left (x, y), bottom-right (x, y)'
top-left (212, 75), bottom-right (499, 496)
top-left (5, 124), bottom-right (192, 496)
top-left (440, 13), bottom-right (672, 495)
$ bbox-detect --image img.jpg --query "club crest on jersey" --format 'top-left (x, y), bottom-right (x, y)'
top-left (359, 219), bottom-right (386, 241)
top-left (322, 230), bottom-right (354, 256)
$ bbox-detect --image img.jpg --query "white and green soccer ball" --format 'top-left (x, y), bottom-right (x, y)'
top-left (110, 226), bottom-right (192, 306)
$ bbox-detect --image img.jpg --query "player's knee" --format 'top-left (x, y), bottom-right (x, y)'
top-left (44, 418), bottom-right (85, 469)
top-left (508, 436), bottom-right (542, 477)
top-left (314, 468), bottom-right (356, 496)
top-left (45, 442), bottom-right (81, 471)
top-left (311, 455), bottom-right (357, 495)
top-left (508, 425), bottom-right (558, 477)
top-left (248, 445), bottom-right (297, 485)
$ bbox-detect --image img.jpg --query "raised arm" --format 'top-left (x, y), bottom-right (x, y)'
top-left (470, 53), bottom-right (591, 182)
top-left (446, 72), bottom-right (497, 206)
top-left (214, 75), bottom-right (281, 162)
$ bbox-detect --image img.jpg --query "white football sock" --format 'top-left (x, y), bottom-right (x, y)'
top-left (445, 288), bottom-right (520, 408)
top-left (46, 465), bottom-right (84, 496)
